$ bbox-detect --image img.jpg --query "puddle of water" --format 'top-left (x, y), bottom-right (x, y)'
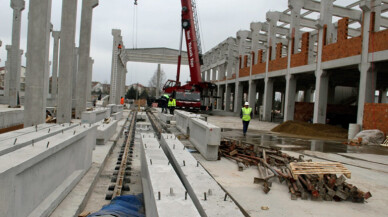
top-left (222, 129), bottom-right (388, 155)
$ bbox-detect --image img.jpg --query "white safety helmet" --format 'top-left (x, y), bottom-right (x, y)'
top-left (244, 102), bottom-right (249, 106)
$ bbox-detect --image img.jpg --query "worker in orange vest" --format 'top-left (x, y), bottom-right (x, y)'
top-left (120, 96), bottom-right (124, 105)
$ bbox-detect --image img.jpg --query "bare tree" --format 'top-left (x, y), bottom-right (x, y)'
top-left (148, 68), bottom-right (166, 96)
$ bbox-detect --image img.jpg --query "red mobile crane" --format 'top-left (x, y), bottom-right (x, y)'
top-left (162, 0), bottom-right (215, 111)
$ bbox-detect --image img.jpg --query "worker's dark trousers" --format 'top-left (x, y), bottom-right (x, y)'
top-left (242, 121), bottom-right (250, 135)
top-left (169, 107), bottom-right (175, 115)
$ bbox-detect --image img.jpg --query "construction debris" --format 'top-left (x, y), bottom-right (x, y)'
top-left (381, 136), bottom-right (388, 147)
top-left (354, 130), bottom-right (385, 146)
top-left (219, 138), bottom-right (372, 202)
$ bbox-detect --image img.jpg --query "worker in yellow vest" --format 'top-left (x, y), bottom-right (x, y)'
top-left (168, 96), bottom-right (176, 115)
top-left (240, 102), bottom-right (253, 136)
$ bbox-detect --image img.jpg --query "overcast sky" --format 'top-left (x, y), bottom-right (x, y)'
top-left (0, 0), bottom-right (355, 86)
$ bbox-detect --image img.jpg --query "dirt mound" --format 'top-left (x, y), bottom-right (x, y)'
top-left (271, 121), bottom-right (347, 140)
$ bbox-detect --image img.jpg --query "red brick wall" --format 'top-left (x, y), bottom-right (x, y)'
top-left (363, 103), bottom-right (388, 135)
top-left (269, 57), bottom-right (287, 72)
top-left (291, 32), bottom-right (310, 67)
top-left (276, 43), bottom-right (282, 59)
top-left (244, 55), bottom-right (248, 68)
top-left (239, 66), bottom-right (250, 77)
top-left (322, 17), bottom-right (362, 62)
top-left (252, 62), bottom-right (266, 74)
top-left (258, 50), bottom-right (263, 63)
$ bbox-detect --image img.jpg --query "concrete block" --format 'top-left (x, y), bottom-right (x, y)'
top-left (81, 108), bottom-right (110, 124)
top-left (96, 120), bottom-right (118, 145)
top-left (111, 111), bottom-right (123, 120)
top-left (0, 124), bottom-right (53, 142)
top-left (106, 104), bottom-right (115, 114)
top-left (137, 112), bottom-right (147, 120)
top-left (0, 108), bottom-right (24, 129)
top-left (112, 104), bottom-right (123, 113)
top-left (161, 134), bottom-right (244, 217)
top-left (189, 118), bottom-right (221, 161)
top-left (159, 113), bottom-right (175, 124)
top-left (0, 124), bottom-right (97, 217)
top-left (175, 110), bottom-right (201, 135)
top-left (0, 123), bottom-right (78, 156)
top-left (140, 133), bottom-right (200, 217)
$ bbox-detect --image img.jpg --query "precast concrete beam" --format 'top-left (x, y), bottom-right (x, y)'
top-left (140, 134), bottom-right (200, 217)
top-left (81, 107), bottom-right (110, 124)
top-left (75, 0), bottom-right (99, 118)
top-left (175, 110), bottom-right (201, 135)
top-left (0, 123), bottom-right (77, 156)
top-left (24, 0), bottom-right (52, 127)
top-left (0, 124), bottom-right (97, 217)
top-left (57, 0), bottom-right (78, 123)
top-left (188, 118), bottom-right (221, 161)
top-left (160, 134), bottom-right (245, 217)
top-left (96, 119), bottom-right (117, 145)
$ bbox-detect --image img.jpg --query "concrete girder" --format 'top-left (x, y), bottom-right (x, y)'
top-left (123, 48), bottom-right (188, 65)
top-left (301, 0), bottom-right (362, 21)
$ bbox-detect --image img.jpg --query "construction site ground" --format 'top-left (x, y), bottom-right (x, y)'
top-left (56, 111), bottom-right (388, 217)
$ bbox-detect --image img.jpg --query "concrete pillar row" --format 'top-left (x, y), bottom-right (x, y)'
top-left (284, 75), bottom-right (297, 121)
top-left (51, 31), bottom-right (60, 101)
top-left (57, 0), bottom-right (78, 124)
top-left (24, 0), bottom-right (52, 127)
top-left (263, 78), bottom-right (274, 121)
top-left (75, 0), bottom-right (99, 118)
top-left (8, 0), bottom-right (25, 107)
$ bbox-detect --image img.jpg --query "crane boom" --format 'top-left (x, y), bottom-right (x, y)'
top-left (181, 0), bottom-right (202, 84)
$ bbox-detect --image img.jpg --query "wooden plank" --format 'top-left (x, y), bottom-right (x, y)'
top-left (290, 162), bottom-right (351, 179)
top-left (78, 211), bottom-right (91, 217)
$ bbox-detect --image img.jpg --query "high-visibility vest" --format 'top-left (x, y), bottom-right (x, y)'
top-left (241, 107), bottom-right (252, 121)
top-left (120, 98), bottom-right (124, 105)
top-left (168, 99), bottom-right (176, 107)
top-left (163, 94), bottom-right (169, 99)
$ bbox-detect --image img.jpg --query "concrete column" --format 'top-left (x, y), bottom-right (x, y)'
top-left (313, 70), bottom-right (329, 123)
top-left (226, 38), bottom-right (235, 78)
top-left (75, 0), bottom-right (99, 118)
top-left (357, 1), bottom-right (375, 125)
top-left (304, 87), bottom-right (312, 102)
top-left (234, 82), bottom-right (243, 112)
top-left (212, 68), bottom-right (217, 81)
top-left (72, 46), bottom-right (79, 105)
top-left (225, 84), bottom-right (231, 111)
top-left (86, 57), bottom-right (94, 102)
top-left (57, 0), bottom-right (78, 123)
top-left (51, 31), bottom-right (60, 100)
top-left (24, 0), bottom-right (52, 127)
top-left (382, 89), bottom-right (388, 104)
top-left (109, 29), bottom-right (122, 104)
top-left (284, 75), bottom-right (297, 121)
top-left (288, 0), bottom-right (303, 54)
top-left (248, 80), bottom-right (257, 113)
top-left (217, 85), bottom-right (224, 110)
top-left (263, 78), bottom-right (274, 121)
top-left (156, 64), bottom-right (161, 98)
top-left (201, 70), bottom-right (205, 81)
top-left (4, 45), bottom-right (12, 98)
top-left (8, 0), bottom-right (25, 107)
top-left (206, 69), bottom-right (211, 82)
top-left (121, 67), bottom-right (127, 98)
top-left (266, 12), bottom-right (280, 60)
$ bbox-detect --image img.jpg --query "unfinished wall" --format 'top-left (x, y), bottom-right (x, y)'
top-left (363, 103), bottom-right (388, 135)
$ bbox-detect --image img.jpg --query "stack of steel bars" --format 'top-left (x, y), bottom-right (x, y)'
top-left (219, 138), bottom-right (372, 202)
